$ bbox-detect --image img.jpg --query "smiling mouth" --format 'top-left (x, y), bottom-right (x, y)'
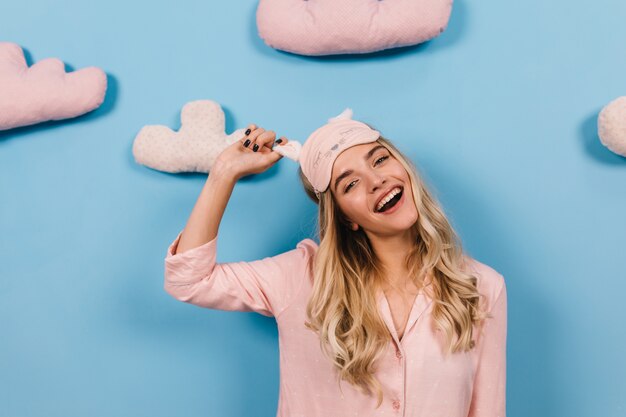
top-left (375, 188), bottom-right (404, 213)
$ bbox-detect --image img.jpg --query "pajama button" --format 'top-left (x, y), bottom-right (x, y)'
top-left (392, 399), bottom-right (401, 410)
top-left (395, 349), bottom-right (402, 359)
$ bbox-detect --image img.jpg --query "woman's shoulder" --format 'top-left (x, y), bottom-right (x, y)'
top-left (296, 237), bottom-right (319, 251)
top-left (274, 237), bottom-right (318, 279)
top-left (274, 236), bottom-right (318, 267)
top-left (461, 254), bottom-right (506, 312)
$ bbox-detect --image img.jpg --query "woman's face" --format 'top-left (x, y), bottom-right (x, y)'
top-left (329, 142), bottom-right (418, 237)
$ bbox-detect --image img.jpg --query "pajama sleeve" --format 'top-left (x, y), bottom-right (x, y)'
top-left (468, 275), bottom-right (508, 417)
top-left (163, 230), bottom-right (317, 317)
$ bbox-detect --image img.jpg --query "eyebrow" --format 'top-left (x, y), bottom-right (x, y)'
top-left (333, 144), bottom-right (388, 192)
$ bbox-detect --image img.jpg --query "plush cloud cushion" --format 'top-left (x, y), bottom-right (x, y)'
top-left (256, 0), bottom-right (453, 56)
top-left (598, 96), bottom-right (626, 157)
top-left (0, 42), bottom-right (107, 131)
top-left (133, 100), bottom-right (247, 173)
top-left (133, 100), bottom-right (301, 173)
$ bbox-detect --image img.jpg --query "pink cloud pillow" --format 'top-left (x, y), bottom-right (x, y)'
top-left (256, 0), bottom-right (453, 56)
top-left (0, 42), bottom-right (107, 131)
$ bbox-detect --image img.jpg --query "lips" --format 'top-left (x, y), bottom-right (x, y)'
top-left (374, 185), bottom-right (403, 212)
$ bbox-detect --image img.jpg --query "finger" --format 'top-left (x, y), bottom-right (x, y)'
top-left (241, 124), bottom-right (257, 148)
top-left (262, 148), bottom-right (284, 164)
top-left (241, 135), bottom-right (253, 148)
top-left (247, 127), bottom-right (265, 142)
top-left (249, 128), bottom-right (269, 152)
top-left (274, 136), bottom-right (289, 146)
top-left (244, 124), bottom-right (257, 136)
top-left (244, 127), bottom-right (265, 150)
top-left (256, 130), bottom-right (276, 150)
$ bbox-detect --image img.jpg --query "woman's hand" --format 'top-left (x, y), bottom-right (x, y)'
top-left (214, 124), bottom-right (290, 181)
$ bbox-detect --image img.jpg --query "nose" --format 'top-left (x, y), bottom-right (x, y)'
top-left (368, 171), bottom-right (386, 192)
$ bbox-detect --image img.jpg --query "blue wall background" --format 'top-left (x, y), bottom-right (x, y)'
top-left (1, 1), bottom-right (625, 416)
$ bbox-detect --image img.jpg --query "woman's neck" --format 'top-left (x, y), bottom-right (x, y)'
top-left (367, 229), bottom-right (417, 289)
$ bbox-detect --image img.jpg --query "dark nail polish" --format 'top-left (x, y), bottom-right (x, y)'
top-left (276, 138), bottom-right (283, 144)
top-left (253, 144), bottom-right (259, 152)
top-left (244, 139), bottom-right (251, 147)
top-left (245, 129), bottom-right (251, 135)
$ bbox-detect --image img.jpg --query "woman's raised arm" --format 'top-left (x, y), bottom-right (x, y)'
top-left (173, 164), bottom-right (236, 255)
top-left (175, 124), bottom-right (286, 254)
top-left (163, 125), bottom-right (315, 318)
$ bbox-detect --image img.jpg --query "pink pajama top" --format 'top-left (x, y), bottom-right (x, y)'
top-left (164, 231), bottom-right (507, 417)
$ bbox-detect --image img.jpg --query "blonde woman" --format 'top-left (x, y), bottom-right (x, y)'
top-left (164, 109), bottom-right (507, 417)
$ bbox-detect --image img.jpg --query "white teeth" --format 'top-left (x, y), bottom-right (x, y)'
top-left (376, 187), bottom-right (402, 212)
